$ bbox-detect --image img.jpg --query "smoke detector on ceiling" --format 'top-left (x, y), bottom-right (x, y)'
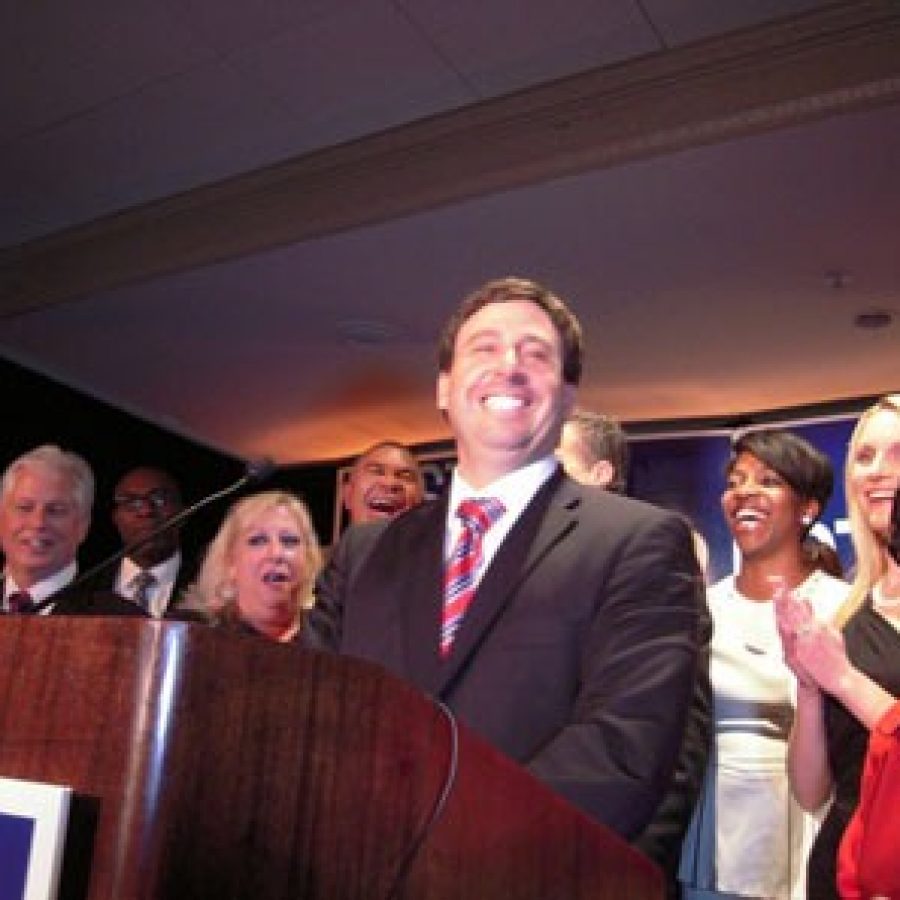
top-left (824, 270), bottom-right (852, 291)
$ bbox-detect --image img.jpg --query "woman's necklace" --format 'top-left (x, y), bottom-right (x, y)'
top-left (873, 581), bottom-right (900, 627)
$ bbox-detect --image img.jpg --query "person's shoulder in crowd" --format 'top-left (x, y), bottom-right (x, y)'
top-left (51, 583), bottom-right (148, 617)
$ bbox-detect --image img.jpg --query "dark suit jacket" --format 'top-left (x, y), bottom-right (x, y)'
top-left (305, 469), bottom-right (705, 839)
top-left (51, 583), bottom-right (148, 616)
top-left (0, 573), bottom-right (147, 617)
top-left (634, 573), bottom-right (712, 895)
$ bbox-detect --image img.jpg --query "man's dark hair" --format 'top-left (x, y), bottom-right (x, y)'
top-left (567, 410), bottom-right (629, 493)
top-left (353, 440), bottom-right (414, 467)
top-left (728, 428), bottom-right (833, 518)
top-left (346, 441), bottom-right (423, 489)
top-left (437, 276), bottom-right (583, 384)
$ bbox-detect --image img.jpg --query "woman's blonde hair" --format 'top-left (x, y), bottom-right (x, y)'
top-left (188, 490), bottom-right (323, 627)
top-left (835, 394), bottom-right (900, 627)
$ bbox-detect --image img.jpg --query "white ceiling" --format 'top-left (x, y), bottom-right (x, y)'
top-left (1, 0), bottom-right (898, 464)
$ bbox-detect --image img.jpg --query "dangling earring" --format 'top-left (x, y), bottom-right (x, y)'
top-left (801, 514), bottom-right (813, 527)
top-left (216, 579), bottom-right (238, 605)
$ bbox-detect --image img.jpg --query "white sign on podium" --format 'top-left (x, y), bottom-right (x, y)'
top-left (0, 777), bottom-right (70, 900)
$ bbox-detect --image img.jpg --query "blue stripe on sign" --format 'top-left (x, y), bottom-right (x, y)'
top-left (0, 812), bottom-right (34, 900)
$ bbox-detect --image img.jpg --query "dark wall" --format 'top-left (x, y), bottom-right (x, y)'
top-left (1, 356), bottom-right (337, 567)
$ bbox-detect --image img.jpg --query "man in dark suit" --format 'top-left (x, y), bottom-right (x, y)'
top-left (98, 466), bottom-right (196, 617)
top-left (559, 408), bottom-right (712, 895)
top-left (304, 276), bottom-right (704, 839)
top-left (0, 445), bottom-right (144, 616)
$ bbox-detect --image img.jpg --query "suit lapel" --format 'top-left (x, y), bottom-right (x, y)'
top-left (435, 470), bottom-right (581, 696)
top-left (397, 495), bottom-right (448, 695)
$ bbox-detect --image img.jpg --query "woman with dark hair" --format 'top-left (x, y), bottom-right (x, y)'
top-left (680, 428), bottom-right (849, 899)
top-left (776, 395), bottom-right (900, 899)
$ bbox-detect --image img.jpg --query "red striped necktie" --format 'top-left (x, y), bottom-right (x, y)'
top-left (441, 497), bottom-right (505, 658)
top-left (7, 591), bottom-right (34, 614)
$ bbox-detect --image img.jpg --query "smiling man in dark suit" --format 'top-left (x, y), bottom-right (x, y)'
top-left (304, 276), bottom-right (703, 839)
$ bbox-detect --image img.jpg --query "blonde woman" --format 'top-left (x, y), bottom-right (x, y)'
top-left (188, 491), bottom-right (323, 642)
top-left (776, 395), bottom-right (900, 900)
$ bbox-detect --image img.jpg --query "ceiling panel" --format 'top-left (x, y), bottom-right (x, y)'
top-left (0, 0), bottom-right (212, 145)
top-left (641, 0), bottom-right (823, 45)
top-left (396, 0), bottom-right (658, 96)
top-left (1, 56), bottom-right (306, 246)
top-left (170, 0), bottom-right (356, 55)
top-left (227, 1), bottom-right (473, 155)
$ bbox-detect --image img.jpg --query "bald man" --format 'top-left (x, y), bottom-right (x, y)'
top-left (342, 442), bottom-right (425, 526)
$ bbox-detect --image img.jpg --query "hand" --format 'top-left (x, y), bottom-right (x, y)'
top-left (773, 579), bottom-right (818, 689)
top-left (792, 620), bottom-right (853, 698)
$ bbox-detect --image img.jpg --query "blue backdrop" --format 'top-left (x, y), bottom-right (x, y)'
top-left (629, 415), bottom-right (856, 584)
top-left (339, 412), bottom-right (860, 582)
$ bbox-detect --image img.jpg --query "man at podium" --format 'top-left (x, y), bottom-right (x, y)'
top-left (305, 277), bottom-right (704, 840)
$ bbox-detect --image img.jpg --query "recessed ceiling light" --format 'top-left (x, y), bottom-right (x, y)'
top-left (853, 309), bottom-right (893, 330)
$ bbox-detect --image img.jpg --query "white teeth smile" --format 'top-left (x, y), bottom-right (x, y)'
top-left (484, 395), bottom-right (524, 411)
top-left (735, 509), bottom-right (765, 523)
top-left (368, 497), bottom-right (402, 513)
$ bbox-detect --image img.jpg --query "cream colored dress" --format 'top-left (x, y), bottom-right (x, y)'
top-left (679, 570), bottom-right (849, 900)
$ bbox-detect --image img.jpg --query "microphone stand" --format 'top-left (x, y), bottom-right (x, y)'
top-left (31, 459), bottom-right (276, 614)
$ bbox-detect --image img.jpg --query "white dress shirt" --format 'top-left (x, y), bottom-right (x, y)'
top-left (2, 561), bottom-right (77, 614)
top-left (115, 552), bottom-right (182, 619)
top-left (445, 456), bottom-right (558, 590)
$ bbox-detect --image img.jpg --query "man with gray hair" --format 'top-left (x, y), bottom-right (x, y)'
top-left (0, 445), bottom-right (143, 615)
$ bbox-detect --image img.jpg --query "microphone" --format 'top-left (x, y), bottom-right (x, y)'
top-left (32, 457), bottom-right (278, 614)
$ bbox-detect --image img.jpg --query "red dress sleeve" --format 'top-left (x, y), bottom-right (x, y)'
top-left (837, 699), bottom-right (900, 899)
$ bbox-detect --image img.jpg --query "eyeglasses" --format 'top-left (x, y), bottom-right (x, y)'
top-left (113, 488), bottom-right (176, 513)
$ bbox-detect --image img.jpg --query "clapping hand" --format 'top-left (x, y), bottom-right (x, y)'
top-left (773, 576), bottom-right (851, 696)
top-left (772, 576), bottom-right (818, 689)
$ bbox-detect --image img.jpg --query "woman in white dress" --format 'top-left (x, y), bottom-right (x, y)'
top-left (679, 428), bottom-right (849, 900)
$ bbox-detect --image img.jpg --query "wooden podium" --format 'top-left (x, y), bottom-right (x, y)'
top-left (0, 617), bottom-right (662, 899)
